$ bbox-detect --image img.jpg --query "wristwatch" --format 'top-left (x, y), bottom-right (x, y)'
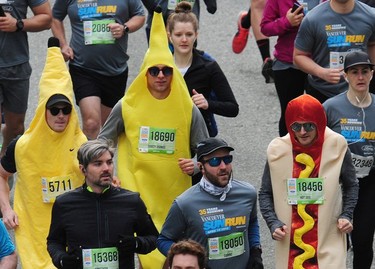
top-left (123, 24), bottom-right (129, 34)
top-left (16, 19), bottom-right (24, 32)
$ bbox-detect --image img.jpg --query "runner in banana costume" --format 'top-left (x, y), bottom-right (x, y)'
top-left (259, 94), bottom-right (358, 268)
top-left (0, 37), bottom-right (87, 268)
top-left (98, 7), bottom-right (208, 268)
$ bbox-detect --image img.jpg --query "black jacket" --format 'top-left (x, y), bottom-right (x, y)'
top-left (47, 184), bottom-right (158, 269)
top-left (184, 49), bottom-right (239, 136)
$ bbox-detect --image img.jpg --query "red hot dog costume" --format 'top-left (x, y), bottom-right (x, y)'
top-left (259, 94), bottom-right (358, 268)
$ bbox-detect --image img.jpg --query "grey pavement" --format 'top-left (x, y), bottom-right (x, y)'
top-left (12, 0), bottom-right (373, 268)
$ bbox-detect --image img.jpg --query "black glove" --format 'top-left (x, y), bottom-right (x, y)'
top-left (117, 235), bottom-right (139, 253)
top-left (246, 246), bottom-right (264, 269)
top-left (60, 253), bottom-right (80, 269)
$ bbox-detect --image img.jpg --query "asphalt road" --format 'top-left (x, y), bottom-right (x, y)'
top-left (16, 0), bottom-right (373, 268)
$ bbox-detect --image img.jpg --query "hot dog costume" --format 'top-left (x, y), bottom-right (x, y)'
top-left (259, 94), bottom-right (358, 268)
top-left (96, 9), bottom-right (208, 268)
top-left (13, 39), bottom-right (87, 268)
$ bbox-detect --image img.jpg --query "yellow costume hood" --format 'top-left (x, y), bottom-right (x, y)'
top-left (14, 37), bottom-right (87, 269)
top-left (118, 9), bottom-right (193, 268)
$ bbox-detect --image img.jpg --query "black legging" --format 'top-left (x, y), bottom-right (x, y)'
top-left (352, 170), bottom-right (375, 269)
top-left (274, 67), bottom-right (307, 136)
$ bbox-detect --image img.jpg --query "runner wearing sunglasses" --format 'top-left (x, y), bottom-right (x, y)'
top-left (259, 94), bottom-right (358, 269)
top-left (158, 137), bottom-right (264, 269)
top-left (0, 37), bottom-right (87, 269)
top-left (98, 9), bottom-right (208, 268)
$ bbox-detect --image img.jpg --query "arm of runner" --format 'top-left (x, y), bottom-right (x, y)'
top-left (51, 18), bottom-right (74, 61)
top-left (293, 47), bottom-right (341, 84)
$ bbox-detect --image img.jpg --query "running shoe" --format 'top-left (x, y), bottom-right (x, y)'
top-left (232, 11), bottom-right (250, 54)
top-left (261, 57), bottom-right (275, 84)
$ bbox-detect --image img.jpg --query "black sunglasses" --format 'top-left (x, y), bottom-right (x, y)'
top-left (201, 155), bottom-right (233, 167)
top-left (291, 122), bottom-right (316, 132)
top-left (48, 106), bottom-right (72, 116)
top-left (148, 66), bottom-right (173, 77)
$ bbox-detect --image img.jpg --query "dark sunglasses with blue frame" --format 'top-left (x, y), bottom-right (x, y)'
top-left (201, 155), bottom-right (233, 167)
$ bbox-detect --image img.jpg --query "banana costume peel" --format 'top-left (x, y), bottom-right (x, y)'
top-left (117, 9), bottom-right (195, 268)
top-left (13, 38), bottom-right (87, 269)
top-left (293, 153), bottom-right (316, 269)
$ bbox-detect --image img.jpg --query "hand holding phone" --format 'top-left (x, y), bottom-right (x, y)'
top-left (292, 2), bottom-right (303, 14)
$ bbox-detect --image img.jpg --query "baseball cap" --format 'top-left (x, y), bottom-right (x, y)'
top-left (344, 51), bottom-right (375, 72)
top-left (196, 138), bottom-right (234, 161)
top-left (46, 94), bottom-right (71, 108)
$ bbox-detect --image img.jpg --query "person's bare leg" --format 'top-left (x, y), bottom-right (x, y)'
top-left (251, 0), bottom-right (274, 83)
top-left (100, 104), bottom-right (112, 126)
top-left (251, 0), bottom-right (268, 42)
top-left (1, 110), bottom-right (25, 157)
top-left (79, 96), bottom-right (102, 139)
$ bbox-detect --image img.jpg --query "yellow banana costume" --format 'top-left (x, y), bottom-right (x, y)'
top-left (267, 94), bottom-right (348, 269)
top-left (117, 9), bottom-right (194, 268)
top-left (14, 39), bottom-right (87, 268)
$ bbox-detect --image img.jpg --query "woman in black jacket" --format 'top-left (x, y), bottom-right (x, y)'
top-left (167, 1), bottom-right (239, 137)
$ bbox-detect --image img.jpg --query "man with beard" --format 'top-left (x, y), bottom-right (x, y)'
top-left (47, 139), bottom-right (159, 268)
top-left (157, 137), bottom-right (263, 269)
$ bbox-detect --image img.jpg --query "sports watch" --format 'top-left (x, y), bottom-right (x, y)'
top-left (16, 19), bottom-right (24, 32)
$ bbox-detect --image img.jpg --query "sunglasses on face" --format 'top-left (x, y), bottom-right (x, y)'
top-left (201, 155), bottom-right (233, 167)
top-left (48, 106), bottom-right (72, 116)
top-left (291, 122), bottom-right (316, 132)
top-left (148, 66), bottom-right (173, 77)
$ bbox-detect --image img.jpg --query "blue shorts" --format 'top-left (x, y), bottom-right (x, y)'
top-left (69, 64), bottom-right (128, 108)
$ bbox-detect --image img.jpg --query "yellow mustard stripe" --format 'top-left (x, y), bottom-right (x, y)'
top-left (293, 153), bottom-right (316, 269)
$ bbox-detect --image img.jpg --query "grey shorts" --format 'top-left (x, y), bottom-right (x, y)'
top-left (0, 62), bottom-right (31, 114)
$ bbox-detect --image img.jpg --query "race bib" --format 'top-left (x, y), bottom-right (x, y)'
top-left (82, 247), bottom-right (119, 269)
top-left (351, 153), bottom-right (374, 178)
top-left (330, 51), bottom-right (349, 69)
top-left (138, 126), bottom-right (176, 154)
top-left (208, 232), bottom-right (245, 260)
top-left (83, 19), bottom-right (115, 45)
top-left (287, 178), bottom-right (324, 205)
top-left (41, 175), bottom-right (74, 203)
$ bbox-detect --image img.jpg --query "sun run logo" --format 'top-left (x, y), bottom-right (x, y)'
top-left (203, 216), bottom-right (247, 235)
top-left (78, 4), bottom-right (117, 18)
top-left (341, 130), bottom-right (375, 141)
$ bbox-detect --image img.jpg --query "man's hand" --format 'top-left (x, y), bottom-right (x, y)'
top-left (60, 253), bottom-right (80, 268)
top-left (117, 235), bottom-right (138, 253)
top-left (318, 68), bottom-right (342, 84)
top-left (1, 208), bottom-right (18, 229)
top-left (60, 45), bottom-right (74, 62)
top-left (272, 225), bottom-right (289, 241)
top-left (337, 218), bottom-right (353, 233)
top-left (178, 158), bottom-right (195, 176)
top-left (108, 22), bottom-right (125, 39)
top-left (0, 13), bottom-right (17, 32)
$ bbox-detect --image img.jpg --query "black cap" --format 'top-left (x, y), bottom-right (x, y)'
top-left (46, 94), bottom-right (71, 108)
top-left (196, 138), bottom-right (234, 161)
top-left (344, 51), bottom-right (375, 72)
